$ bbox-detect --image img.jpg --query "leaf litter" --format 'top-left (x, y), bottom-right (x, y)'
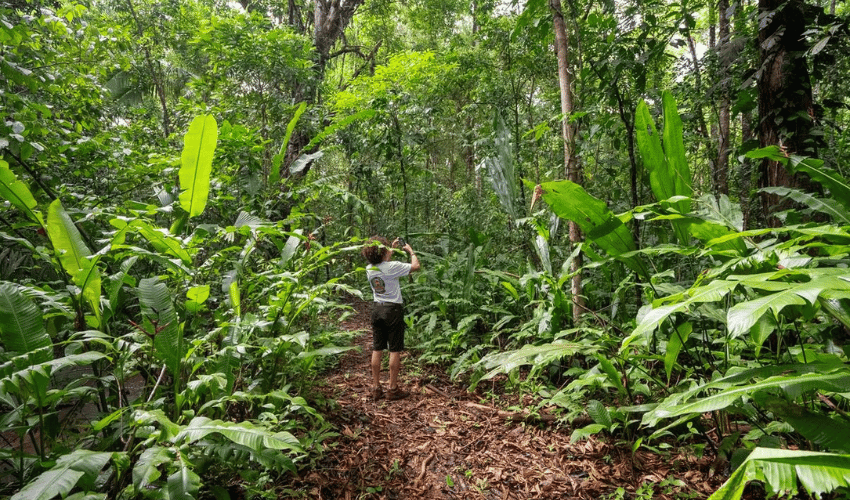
top-left (278, 298), bottom-right (727, 499)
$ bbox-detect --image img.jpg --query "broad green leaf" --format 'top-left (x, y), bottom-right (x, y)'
top-left (47, 199), bottom-right (91, 278)
top-left (621, 280), bottom-right (737, 351)
top-left (0, 159), bottom-right (44, 227)
top-left (634, 94), bottom-right (691, 244)
top-left (138, 278), bottom-right (183, 379)
top-left (709, 448), bottom-right (850, 500)
top-left (179, 114), bottom-right (218, 218)
top-left (727, 275), bottom-right (850, 337)
top-left (132, 220), bottom-right (193, 266)
top-left (587, 400), bottom-right (612, 428)
top-left (12, 450), bottom-right (114, 500)
top-left (175, 416), bottom-right (303, 453)
top-left (661, 91), bottom-right (693, 213)
top-left (540, 180), bottom-right (648, 277)
top-left (75, 258), bottom-right (101, 327)
top-left (595, 353), bottom-right (626, 396)
top-left (270, 101), bottom-right (307, 186)
top-left (303, 108), bottom-right (376, 152)
top-left (764, 398), bottom-right (850, 453)
top-left (665, 322), bottom-right (690, 382)
top-left (0, 282), bottom-right (52, 360)
top-left (570, 423), bottom-right (606, 443)
top-left (652, 370), bottom-right (850, 420)
top-left (761, 186), bottom-right (850, 224)
top-left (167, 460), bottom-right (200, 500)
top-left (819, 290), bottom-right (850, 329)
top-left (787, 156), bottom-right (850, 210)
top-left (476, 341), bottom-right (594, 381)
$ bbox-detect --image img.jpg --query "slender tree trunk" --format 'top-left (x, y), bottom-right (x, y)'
top-left (716, 0), bottom-right (731, 196)
top-left (550, 0), bottom-right (585, 321)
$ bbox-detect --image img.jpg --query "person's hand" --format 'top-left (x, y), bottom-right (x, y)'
top-left (392, 238), bottom-right (402, 249)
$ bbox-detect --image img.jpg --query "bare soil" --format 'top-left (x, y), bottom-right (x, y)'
top-left (280, 298), bottom-right (728, 499)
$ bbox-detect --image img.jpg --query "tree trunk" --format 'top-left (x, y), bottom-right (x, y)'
top-left (549, 0), bottom-right (585, 322)
top-left (757, 0), bottom-right (817, 222)
top-left (715, 0), bottom-right (731, 196)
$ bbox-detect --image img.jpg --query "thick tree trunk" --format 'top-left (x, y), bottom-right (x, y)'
top-left (757, 0), bottom-right (816, 221)
top-left (549, 0), bottom-right (585, 322)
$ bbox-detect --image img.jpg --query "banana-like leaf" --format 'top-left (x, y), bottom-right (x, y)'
top-left (179, 114), bottom-right (218, 218)
top-left (167, 459), bottom-right (200, 500)
top-left (0, 281), bottom-right (52, 361)
top-left (74, 258), bottom-right (102, 327)
top-left (764, 398), bottom-right (850, 453)
top-left (270, 102), bottom-right (307, 186)
top-left (11, 450), bottom-right (116, 500)
top-left (634, 93), bottom-right (692, 244)
top-left (761, 186), bottom-right (850, 224)
top-left (130, 220), bottom-right (193, 266)
top-left (47, 199), bottom-right (91, 278)
top-left (819, 290), bottom-right (850, 329)
top-left (647, 367), bottom-right (850, 423)
top-left (587, 399), bottom-right (612, 428)
top-left (621, 280), bottom-right (737, 352)
top-left (175, 416), bottom-right (303, 453)
top-left (540, 180), bottom-right (648, 277)
top-left (484, 112), bottom-right (517, 219)
top-left (727, 273), bottom-right (850, 337)
top-left (787, 156), bottom-right (850, 211)
top-left (474, 340), bottom-right (596, 381)
top-left (138, 278), bottom-right (182, 379)
top-left (708, 448), bottom-right (850, 500)
top-left (0, 159), bottom-right (44, 228)
top-left (132, 446), bottom-right (171, 491)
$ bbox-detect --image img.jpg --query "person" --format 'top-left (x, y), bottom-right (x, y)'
top-left (361, 236), bottom-right (420, 401)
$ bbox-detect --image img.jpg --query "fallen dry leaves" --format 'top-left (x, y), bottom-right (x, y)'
top-left (277, 298), bottom-right (727, 499)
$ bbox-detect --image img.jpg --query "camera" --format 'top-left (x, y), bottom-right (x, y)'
top-left (396, 237), bottom-right (406, 247)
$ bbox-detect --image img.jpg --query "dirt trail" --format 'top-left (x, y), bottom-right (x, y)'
top-left (286, 298), bottom-right (725, 499)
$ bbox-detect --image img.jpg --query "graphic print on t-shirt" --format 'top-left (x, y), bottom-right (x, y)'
top-left (371, 276), bottom-right (386, 294)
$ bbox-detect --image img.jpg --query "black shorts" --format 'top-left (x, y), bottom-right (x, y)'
top-left (371, 302), bottom-right (405, 352)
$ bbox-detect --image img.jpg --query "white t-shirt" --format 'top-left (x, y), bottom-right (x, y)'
top-left (366, 261), bottom-right (412, 304)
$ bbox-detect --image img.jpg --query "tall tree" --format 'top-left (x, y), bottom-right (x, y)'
top-left (549, 0), bottom-right (585, 321)
top-left (756, 0), bottom-right (818, 219)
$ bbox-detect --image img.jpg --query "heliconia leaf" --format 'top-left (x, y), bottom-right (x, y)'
top-left (475, 340), bottom-right (594, 382)
top-left (75, 258), bottom-right (102, 327)
top-left (787, 156), bottom-right (850, 211)
top-left (132, 220), bottom-right (193, 265)
top-left (665, 322), bottom-right (690, 383)
top-left (587, 400), bottom-right (612, 428)
top-left (270, 102), bottom-right (307, 186)
top-left (727, 274), bottom-right (850, 337)
top-left (765, 398), bottom-right (850, 453)
top-left (761, 186), bottom-right (850, 224)
top-left (175, 416), bottom-right (303, 453)
top-left (0, 159), bottom-right (44, 228)
top-left (138, 278), bottom-right (183, 379)
top-left (635, 94), bottom-right (692, 244)
top-left (661, 92), bottom-right (693, 208)
top-left (0, 281), bottom-right (52, 361)
top-left (179, 114), bottom-right (218, 218)
top-left (708, 448), bottom-right (850, 500)
top-left (621, 280), bottom-right (737, 352)
top-left (540, 180), bottom-right (648, 277)
top-left (650, 369), bottom-right (850, 420)
top-left (11, 450), bottom-right (115, 500)
top-left (47, 199), bottom-right (91, 278)
top-left (133, 446), bottom-right (173, 490)
top-left (167, 459), bottom-right (200, 500)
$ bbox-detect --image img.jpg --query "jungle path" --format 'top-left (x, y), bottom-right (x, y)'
top-left (285, 297), bottom-right (724, 499)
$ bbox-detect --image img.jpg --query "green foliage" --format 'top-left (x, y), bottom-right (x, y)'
top-left (178, 114), bottom-right (218, 218)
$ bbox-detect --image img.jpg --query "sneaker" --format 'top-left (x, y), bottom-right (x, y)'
top-left (386, 387), bottom-right (409, 401)
top-left (372, 386), bottom-right (383, 401)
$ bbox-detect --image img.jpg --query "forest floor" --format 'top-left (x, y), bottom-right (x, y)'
top-left (278, 297), bottom-right (730, 500)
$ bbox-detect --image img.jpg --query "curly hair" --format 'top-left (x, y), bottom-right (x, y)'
top-left (361, 236), bottom-right (390, 265)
